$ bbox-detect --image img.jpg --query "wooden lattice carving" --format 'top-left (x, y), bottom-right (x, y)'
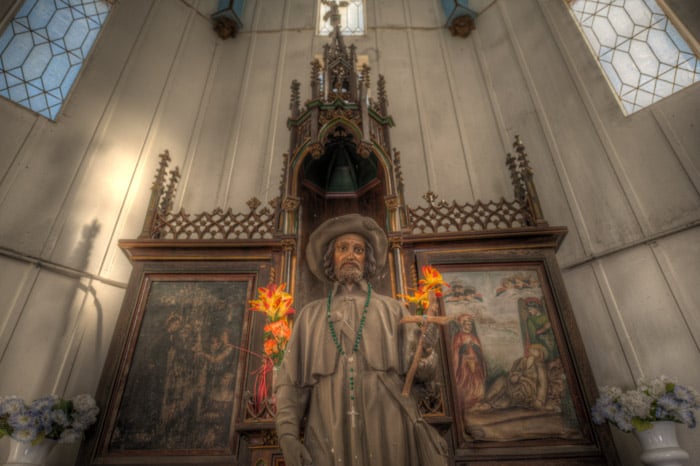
top-left (407, 192), bottom-right (533, 234)
top-left (141, 152), bottom-right (279, 240)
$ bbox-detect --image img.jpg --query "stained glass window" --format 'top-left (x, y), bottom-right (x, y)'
top-left (568, 0), bottom-right (700, 114)
top-left (318, 0), bottom-right (365, 36)
top-left (0, 0), bottom-right (111, 120)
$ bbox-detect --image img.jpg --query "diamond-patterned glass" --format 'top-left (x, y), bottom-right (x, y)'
top-left (0, 0), bottom-right (110, 120)
top-left (318, 0), bottom-right (365, 36)
top-left (569, 0), bottom-right (700, 114)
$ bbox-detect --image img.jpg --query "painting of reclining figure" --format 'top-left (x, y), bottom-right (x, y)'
top-left (441, 267), bottom-right (584, 444)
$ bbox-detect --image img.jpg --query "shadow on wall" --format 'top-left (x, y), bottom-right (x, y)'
top-left (51, 219), bottom-right (107, 395)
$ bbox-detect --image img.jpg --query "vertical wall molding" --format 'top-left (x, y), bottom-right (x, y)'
top-left (650, 235), bottom-right (700, 352)
top-left (470, 30), bottom-right (511, 159)
top-left (591, 260), bottom-right (643, 381)
top-left (537, 0), bottom-right (652, 237)
top-left (401, 0), bottom-right (435, 191)
top-left (428, 0), bottom-right (475, 200)
top-left (177, 38), bottom-right (223, 212)
top-left (499, 1), bottom-right (596, 257)
top-left (261, 0), bottom-right (292, 199)
top-left (0, 264), bottom-right (40, 365)
top-left (651, 107), bottom-right (700, 196)
top-left (70, 0), bottom-right (156, 277)
top-left (219, 0), bottom-right (263, 206)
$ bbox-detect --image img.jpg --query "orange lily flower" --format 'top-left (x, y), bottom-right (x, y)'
top-left (418, 265), bottom-right (448, 296)
top-left (399, 265), bottom-right (448, 314)
top-left (250, 283), bottom-right (295, 367)
top-left (265, 319), bottom-right (292, 341)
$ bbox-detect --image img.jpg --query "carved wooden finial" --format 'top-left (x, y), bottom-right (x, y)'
top-left (153, 150), bottom-right (171, 190)
top-left (506, 151), bottom-right (525, 201)
top-left (290, 80), bottom-right (300, 116)
top-left (511, 135), bottom-right (546, 226)
top-left (310, 59), bottom-right (322, 99)
top-left (377, 74), bottom-right (388, 115)
top-left (140, 151), bottom-right (171, 238)
top-left (361, 63), bottom-right (370, 89)
top-left (393, 147), bottom-right (404, 193)
top-left (247, 197), bottom-right (262, 211)
top-left (160, 167), bottom-right (181, 214)
top-left (279, 152), bottom-right (289, 198)
top-left (423, 191), bottom-right (439, 206)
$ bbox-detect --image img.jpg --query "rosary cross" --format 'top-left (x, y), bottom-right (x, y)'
top-left (347, 406), bottom-right (360, 428)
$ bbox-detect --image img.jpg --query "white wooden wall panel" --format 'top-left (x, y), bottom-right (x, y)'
top-left (496, 1), bottom-right (594, 262)
top-left (406, 0), bottom-right (439, 29)
top-left (259, 4), bottom-right (293, 201)
top-left (95, 2), bottom-right (202, 280)
top-left (0, 271), bottom-right (79, 395)
top-left (70, 9), bottom-right (216, 276)
top-left (376, 28), bottom-right (430, 205)
top-left (225, 33), bottom-right (282, 209)
top-left (0, 102), bottom-right (35, 180)
top-left (180, 34), bottom-right (254, 212)
top-left (652, 103), bottom-right (700, 194)
top-left (124, 8), bottom-right (218, 212)
top-left (413, 29), bottom-right (476, 202)
top-left (188, 0), bottom-right (219, 18)
top-left (60, 280), bottom-right (126, 395)
top-left (257, 0), bottom-right (285, 31)
top-left (599, 245), bottom-right (700, 379)
top-left (63, 1), bottom-right (195, 277)
top-left (540, 0), bottom-right (700, 233)
top-left (288, 0), bottom-right (316, 30)
top-left (0, 0), bottom-right (151, 258)
top-left (495, 2), bottom-right (646, 256)
top-left (0, 258), bottom-right (37, 375)
top-left (476, 5), bottom-right (590, 265)
top-left (264, 30), bottom-right (311, 198)
top-left (654, 227), bottom-right (700, 350)
top-left (611, 115), bottom-right (699, 232)
top-left (443, 33), bottom-right (511, 203)
top-left (562, 264), bottom-right (631, 385)
top-left (372, 0), bottom-right (407, 29)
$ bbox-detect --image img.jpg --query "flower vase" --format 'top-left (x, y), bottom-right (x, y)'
top-left (5, 439), bottom-right (56, 466)
top-left (634, 421), bottom-right (690, 466)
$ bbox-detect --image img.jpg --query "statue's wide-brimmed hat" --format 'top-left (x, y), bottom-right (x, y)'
top-left (306, 214), bottom-right (388, 282)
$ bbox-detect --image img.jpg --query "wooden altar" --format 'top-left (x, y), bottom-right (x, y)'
top-left (77, 10), bottom-right (619, 466)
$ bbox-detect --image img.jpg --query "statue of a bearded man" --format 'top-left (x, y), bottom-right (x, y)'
top-left (274, 214), bottom-right (448, 466)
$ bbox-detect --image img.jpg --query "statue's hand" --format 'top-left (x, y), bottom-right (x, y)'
top-left (413, 324), bottom-right (439, 356)
top-left (279, 435), bottom-right (312, 466)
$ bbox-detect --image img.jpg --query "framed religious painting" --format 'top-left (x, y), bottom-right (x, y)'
top-left (79, 255), bottom-right (275, 466)
top-left (411, 246), bottom-right (618, 465)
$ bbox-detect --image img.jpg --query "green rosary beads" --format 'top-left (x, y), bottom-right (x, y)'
top-left (326, 283), bottom-right (371, 355)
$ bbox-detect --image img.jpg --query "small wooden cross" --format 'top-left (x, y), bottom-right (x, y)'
top-left (399, 291), bottom-right (454, 397)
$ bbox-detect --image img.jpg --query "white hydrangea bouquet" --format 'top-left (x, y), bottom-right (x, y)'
top-left (0, 394), bottom-right (99, 444)
top-left (591, 375), bottom-right (700, 432)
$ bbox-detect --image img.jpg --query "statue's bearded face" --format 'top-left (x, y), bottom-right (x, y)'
top-left (332, 233), bottom-right (366, 284)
